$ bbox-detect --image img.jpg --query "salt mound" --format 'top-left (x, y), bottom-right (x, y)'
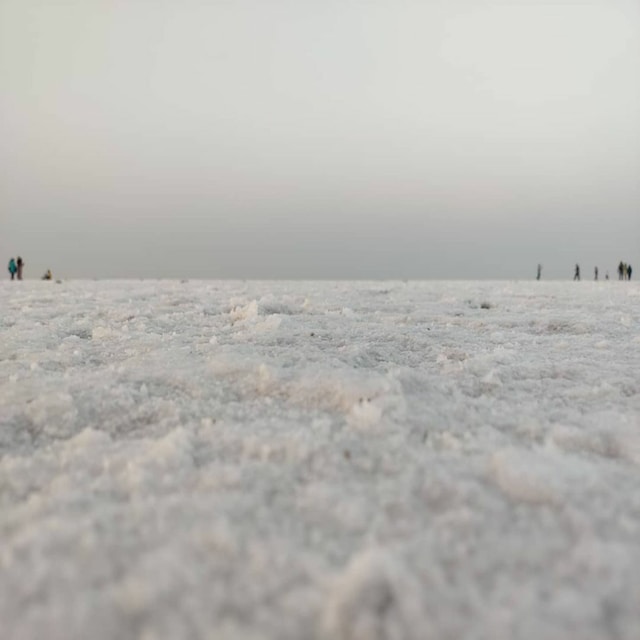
top-left (322, 549), bottom-right (424, 640)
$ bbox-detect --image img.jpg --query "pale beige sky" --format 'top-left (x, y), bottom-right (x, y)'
top-left (1, 1), bottom-right (639, 278)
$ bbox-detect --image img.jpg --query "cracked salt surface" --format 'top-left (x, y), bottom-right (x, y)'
top-left (1, 279), bottom-right (640, 640)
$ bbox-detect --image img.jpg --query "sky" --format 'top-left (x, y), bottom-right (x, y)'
top-left (1, 0), bottom-right (639, 280)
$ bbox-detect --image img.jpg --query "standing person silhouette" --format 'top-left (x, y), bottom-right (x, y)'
top-left (628, 264), bottom-right (633, 280)
top-left (16, 256), bottom-right (24, 280)
top-left (536, 264), bottom-right (542, 280)
top-left (574, 264), bottom-right (580, 281)
top-left (594, 266), bottom-right (598, 281)
top-left (618, 261), bottom-right (625, 280)
top-left (8, 257), bottom-right (17, 280)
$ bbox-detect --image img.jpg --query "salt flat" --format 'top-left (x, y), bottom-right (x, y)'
top-left (1, 279), bottom-right (639, 640)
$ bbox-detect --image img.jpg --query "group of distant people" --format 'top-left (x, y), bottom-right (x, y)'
top-left (574, 263), bottom-right (632, 281)
top-left (7, 257), bottom-right (52, 281)
top-left (537, 262), bottom-right (633, 281)
top-left (7, 256), bottom-right (24, 280)
top-left (617, 261), bottom-right (633, 280)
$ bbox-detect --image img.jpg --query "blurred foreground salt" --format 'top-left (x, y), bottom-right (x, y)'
top-left (1, 279), bottom-right (640, 640)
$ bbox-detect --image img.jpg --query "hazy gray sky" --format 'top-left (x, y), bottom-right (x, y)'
top-left (1, 0), bottom-right (639, 279)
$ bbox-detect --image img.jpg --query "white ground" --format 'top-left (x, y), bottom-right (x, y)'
top-left (1, 279), bottom-right (640, 640)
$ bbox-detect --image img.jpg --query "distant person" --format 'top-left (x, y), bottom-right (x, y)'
top-left (594, 266), bottom-right (598, 281)
top-left (628, 264), bottom-right (633, 280)
top-left (618, 261), bottom-right (625, 280)
top-left (16, 256), bottom-right (24, 280)
top-left (605, 271), bottom-right (609, 280)
top-left (8, 257), bottom-right (17, 280)
top-left (42, 269), bottom-right (52, 280)
top-left (574, 264), bottom-right (580, 281)
top-left (536, 264), bottom-right (542, 280)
